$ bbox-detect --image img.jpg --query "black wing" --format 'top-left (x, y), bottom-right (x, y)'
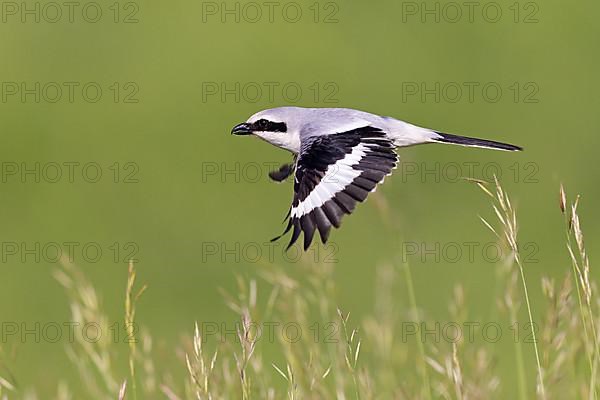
top-left (268, 163), bottom-right (295, 182)
top-left (272, 126), bottom-right (398, 250)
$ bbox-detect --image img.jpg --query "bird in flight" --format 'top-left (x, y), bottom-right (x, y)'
top-left (231, 107), bottom-right (521, 250)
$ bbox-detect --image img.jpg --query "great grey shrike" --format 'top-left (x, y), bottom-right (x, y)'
top-left (231, 107), bottom-right (521, 250)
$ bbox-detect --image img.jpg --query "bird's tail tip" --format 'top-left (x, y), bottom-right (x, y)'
top-left (433, 132), bottom-right (523, 152)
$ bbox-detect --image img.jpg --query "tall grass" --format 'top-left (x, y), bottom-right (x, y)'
top-left (1, 180), bottom-right (598, 399)
top-left (476, 177), bottom-right (545, 398)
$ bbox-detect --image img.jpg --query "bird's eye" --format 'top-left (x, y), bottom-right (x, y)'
top-left (256, 119), bottom-right (268, 130)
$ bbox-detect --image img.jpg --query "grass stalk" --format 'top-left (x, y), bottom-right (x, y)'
top-left (125, 261), bottom-right (148, 400)
top-left (5, 181), bottom-right (600, 399)
top-left (515, 255), bottom-right (545, 398)
top-left (511, 305), bottom-right (529, 400)
top-left (561, 186), bottom-right (599, 399)
top-left (477, 177), bottom-right (546, 398)
top-left (402, 261), bottom-right (433, 400)
top-left (338, 309), bottom-right (362, 400)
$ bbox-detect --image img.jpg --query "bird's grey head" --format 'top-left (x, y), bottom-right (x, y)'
top-left (231, 107), bottom-right (303, 153)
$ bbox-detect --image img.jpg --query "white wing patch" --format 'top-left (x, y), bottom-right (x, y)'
top-left (290, 144), bottom-right (368, 218)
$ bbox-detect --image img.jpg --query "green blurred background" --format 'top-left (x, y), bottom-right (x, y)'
top-left (1, 0), bottom-right (599, 396)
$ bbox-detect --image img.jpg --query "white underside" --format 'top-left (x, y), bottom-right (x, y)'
top-left (254, 130), bottom-right (301, 153)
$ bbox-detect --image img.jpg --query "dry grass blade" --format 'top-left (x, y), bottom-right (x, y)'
top-left (272, 363), bottom-right (288, 382)
top-left (561, 185), bottom-right (599, 399)
top-left (55, 257), bottom-right (119, 398)
top-left (118, 380), bottom-right (127, 400)
top-left (402, 261), bottom-right (433, 400)
top-left (0, 376), bottom-right (15, 392)
top-left (0, 353), bottom-right (16, 394)
top-left (559, 184), bottom-right (567, 214)
top-left (479, 215), bottom-right (499, 238)
top-left (476, 176), bottom-right (546, 399)
top-left (234, 311), bottom-right (258, 400)
top-left (451, 344), bottom-right (464, 400)
top-left (125, 261), bottom-right (147, 400)
top-left (186, 322), bottom-right (218, 399)
top-left (338, 309), bottom-right (363, 400)
top-left (160, 384), bottom-right (182, 400)
top-left (463, 177), bottom-right (494, 198)
top-left (5, 180), bottom-right (600, 399)
top-left (271, 362), bottom-right (298, 399)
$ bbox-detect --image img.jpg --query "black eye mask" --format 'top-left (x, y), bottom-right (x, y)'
top-left (253, 119), bottom-right (287, 133)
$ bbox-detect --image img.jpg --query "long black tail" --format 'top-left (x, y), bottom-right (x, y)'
top-left (433, 132), bottom-right (522, 152)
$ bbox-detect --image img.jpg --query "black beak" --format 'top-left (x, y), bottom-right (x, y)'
top-left (231, 123), bottom-right (252, 135)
